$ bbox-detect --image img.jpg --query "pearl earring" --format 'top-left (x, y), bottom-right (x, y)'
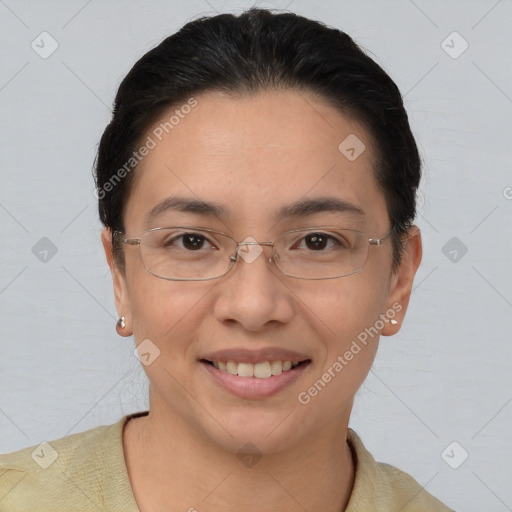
top-left (117, 316), bottom-right (126, 329)
top-left (390, 319), bottom-right (398, 325)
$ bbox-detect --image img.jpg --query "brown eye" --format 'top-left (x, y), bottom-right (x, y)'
top-left (181, 233), bottom-right (207, 250)
top-left (162, 232), bottom-right (211, 251)
top-left (296, 233), bottom-right (343, 251)
top-left (304, 233), bottom-right (329, 250)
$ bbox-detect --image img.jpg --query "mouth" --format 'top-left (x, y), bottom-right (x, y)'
top-left (199, 358), bottom-right (311, 379)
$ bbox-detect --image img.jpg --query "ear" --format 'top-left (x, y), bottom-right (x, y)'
top-left (101, 228), bottom-right (133, 337)
top-left (381, 226), bottom-right (422, 336)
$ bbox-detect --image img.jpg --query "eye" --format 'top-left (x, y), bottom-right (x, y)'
top-left (163, 232), bottom-right (215, 251)
top-left (294, 232), bottom-right (344, 251)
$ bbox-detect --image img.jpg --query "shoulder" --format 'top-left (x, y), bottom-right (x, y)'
top-left (0, 422), bottom-right (112, 471)
top-left (0, 414), bottom-right (138, 512)
top-left (346, 428), bottom-right (454, 512)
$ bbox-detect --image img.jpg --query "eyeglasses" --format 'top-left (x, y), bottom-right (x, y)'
top-left (114, 225), bottom-right (394, 281)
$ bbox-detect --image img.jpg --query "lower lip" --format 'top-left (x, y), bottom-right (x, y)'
top-left (200, 361), bottom-right (310, 400)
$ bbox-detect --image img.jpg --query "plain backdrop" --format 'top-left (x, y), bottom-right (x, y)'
top-left (1, 1), bottom-right (511, 510)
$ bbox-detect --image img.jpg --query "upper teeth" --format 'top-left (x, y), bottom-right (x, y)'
top-left (212, 360), bottom-right (300, 378)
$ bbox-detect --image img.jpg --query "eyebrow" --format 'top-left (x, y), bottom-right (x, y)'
top-left (146, 196), bottom-right (228, 224)
top-left (278, 197), bottom-right (365, 219)
top-left (146, 195), bottom-right (365, 225)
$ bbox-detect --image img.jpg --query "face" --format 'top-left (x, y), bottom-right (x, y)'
top-left (103, 89), bottom-right (421, 454)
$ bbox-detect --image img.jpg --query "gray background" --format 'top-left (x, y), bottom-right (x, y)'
top-left (1, 1), bottom-right (511, 510)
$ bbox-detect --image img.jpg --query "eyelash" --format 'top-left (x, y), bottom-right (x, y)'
top-left (163, 231), bottom-right (346, 251)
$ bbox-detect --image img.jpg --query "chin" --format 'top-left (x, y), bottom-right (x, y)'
top-left (197, 407), bottom-right (306, 456)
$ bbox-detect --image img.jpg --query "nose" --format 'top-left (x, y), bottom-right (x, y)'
top-left (213, 243), bottom-right (294, 332)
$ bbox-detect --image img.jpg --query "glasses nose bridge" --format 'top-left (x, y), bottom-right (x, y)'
top-left (234, 239), bottom-right (276, 265)
top-left (236, 240), bottom-right (274, 248)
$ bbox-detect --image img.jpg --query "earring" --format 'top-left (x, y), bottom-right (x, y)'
top-left (117, 316), bottom-right (126, 329)
top-left (390, 319), bottom-right (398, 325)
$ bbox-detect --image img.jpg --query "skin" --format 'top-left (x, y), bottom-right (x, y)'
top-left (102, 89), bottom-right (422, 512)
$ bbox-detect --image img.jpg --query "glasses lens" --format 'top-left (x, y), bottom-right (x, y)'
top-left (139, 228), bottom-right (235, 280)
top-left (274, 228), bottom-right (369, 279)
top-left (136, 227), bottom-right (372, 281)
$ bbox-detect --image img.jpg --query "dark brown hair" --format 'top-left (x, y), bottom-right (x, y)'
top-left (94, 8), bottom-right (421, 270)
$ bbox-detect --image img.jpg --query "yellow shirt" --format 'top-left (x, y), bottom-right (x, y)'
top-left (0, 411), bottom-right (453, 511)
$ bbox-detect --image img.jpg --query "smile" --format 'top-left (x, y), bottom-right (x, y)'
top-left (203, 359), bottom-right (309, 379)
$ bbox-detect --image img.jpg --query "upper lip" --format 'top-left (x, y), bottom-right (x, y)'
top-left (200, 348), bottom-right (311, 364)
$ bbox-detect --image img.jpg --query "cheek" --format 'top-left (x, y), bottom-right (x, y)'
top-left (307, 276), bottom-right (388, 376)
top-left (303, 274), bottom-right (388, 341)
top-left (294, 278), bottom-right (386, 415)
top-left (127, 267), bottom-right (210, 353)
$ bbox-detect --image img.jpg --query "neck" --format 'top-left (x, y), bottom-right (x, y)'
top-left (123, 405), bottom-right (355, 512)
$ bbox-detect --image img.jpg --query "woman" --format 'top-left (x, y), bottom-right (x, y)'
top-left (0, 8), bottom-right (453, 511)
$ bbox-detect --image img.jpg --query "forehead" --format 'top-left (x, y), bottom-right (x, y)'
top-left (125, 89), bottom-right (387, 232)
